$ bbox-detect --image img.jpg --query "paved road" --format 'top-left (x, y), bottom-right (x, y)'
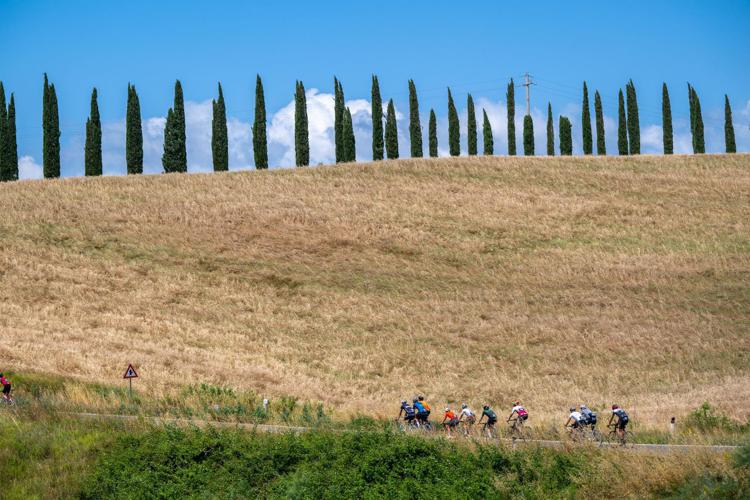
top-left (69, 412), bottom-right (739, 455)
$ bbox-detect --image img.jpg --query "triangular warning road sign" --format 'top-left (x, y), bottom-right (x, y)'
top-left (123, 364), bottom-right (139, 379)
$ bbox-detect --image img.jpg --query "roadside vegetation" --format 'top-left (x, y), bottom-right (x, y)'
top-left (1, 407), bottom-right (747, 499)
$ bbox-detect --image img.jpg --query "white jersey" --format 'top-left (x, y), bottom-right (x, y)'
top-left (460, 407), bottom-right (475, 418)
top-left (512, 405), bottom-right (526, 415)
top-left (569, 411), bottom-right (583, 422)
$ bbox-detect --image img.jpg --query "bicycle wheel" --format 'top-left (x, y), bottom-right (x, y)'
top-left (591, 428), bottom-right (604, 446)
top-left (623, 430), bottom-right (636, 447)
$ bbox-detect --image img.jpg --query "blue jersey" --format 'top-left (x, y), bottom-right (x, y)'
top-left (413, 401), bottom-right (425, 413)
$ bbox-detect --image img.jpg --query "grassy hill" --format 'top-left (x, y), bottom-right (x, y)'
top-left (0, 154), bottom-right (748, 424)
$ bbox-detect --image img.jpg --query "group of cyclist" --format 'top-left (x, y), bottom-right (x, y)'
top-left (398, 396), bottom-right (630, 442)
top-left (398, 396), bottom-right (530, 438)
top-left (564, 404), bottom-right (630, 441)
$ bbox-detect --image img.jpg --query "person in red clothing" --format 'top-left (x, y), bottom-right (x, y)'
top-left (442, 407), bottom-right (460, 436)
top-left (0, 373), bottom-right (11, 402)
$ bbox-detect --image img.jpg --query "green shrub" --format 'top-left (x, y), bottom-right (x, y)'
top-left (685, 402), bottom-right (749, 433)
top-left (80, 427), bottom-right (587, 498)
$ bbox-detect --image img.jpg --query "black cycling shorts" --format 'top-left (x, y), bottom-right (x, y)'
top-left (2, 384), bottom-right (10, 395)
top-left (404, 415), bottom-right (415, 422)
top-left (446, 419), bottom-right (459, 428)
top-left (487, 418), bottom-right (497, 426)
top-left (617, 419), bottom-right (628, 430)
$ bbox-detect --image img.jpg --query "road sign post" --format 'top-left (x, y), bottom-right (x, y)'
top-left (123, 364), bottom-right (138, 397)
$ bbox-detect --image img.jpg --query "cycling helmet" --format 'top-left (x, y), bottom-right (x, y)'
top-left (612, 404), bottom-right (619, 410)
top-left (418, 395), bottom-right (424, 401)
top-left (580, 404), bottom-right (587, 409)
top-left (570, 407), bottom-right (576, 412)
top-left (401, 400), bottom-right (407, 405)
top-left (483, 404), bottom-right (489, 410)
top-left (444, 407), bottom-right (450, 412)
top-left (461, 403), bottom-right (467, 409)
top-left (513, 401), bottom-right (520, 406)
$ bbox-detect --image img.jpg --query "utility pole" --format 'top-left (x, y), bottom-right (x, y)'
top-left (521, 72), bottom-right (535, 116)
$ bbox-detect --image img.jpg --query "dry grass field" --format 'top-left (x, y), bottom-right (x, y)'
top-left (0, 154), bottom-right (748, 425)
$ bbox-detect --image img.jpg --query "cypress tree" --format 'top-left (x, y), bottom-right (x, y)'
top-left (385, 99), bottom-right (399, 159)
top-left (546, 102), bottom-right (554, 156)
top-left (626, 80), bottom-right (640, 154)
top-left (253, 74), bottom-right (268, 169)
top-left (162, 80), bottom-right (187, 173)
top-left (371, 75), bottom-right (384, 161)
top-left (211, 82), bottom-right (228, 171)
top-left (661, 83), bottom-right (673, 155)
top-left (84, 87), bottom-right (102, 176)
top-left (343, 107), bottom-right (356, 162)
top-left (0, 83), bottom-right (8, 181)
top-left (294, 81), bottom-right (309, 166)
top-left (523, 115), bottom-right (534, 156)
top-left (408, 79), bottom-right (423, 158)
top-left (725, 95), bottom-right (736, 154)
top-left (507, 79), bottom-right (516, 155)
top-left (334, 77), bottom-right (344, 163)
top-left (691, 87), bottom-right (705, 154)
top-left (428, 109), bottom-right (437, 158)
top-left (559, 116), bottom-right (572, 155)
top-left (581, 81), bottom-right (592, 155)
top-left (688, 82), bottom-right (696, 153)
top-left (594, 90), bottom-right (606, 155)
top-left (467, 94), bottom-right (477, 155)
top-left (617, 89), bottom-right (628, 155)
top-left (7, 94), bottom-right (18, 180)
top-left (126, 84), bottom-right (143, 174)
top-left (482, 109), bottom-right (493, 155)
top-left (42, 75), bottom-right (49, 175)
top-left (43, 74), bottom-right (61, 178)
top-left (447, 88), bottom-right (460, 156)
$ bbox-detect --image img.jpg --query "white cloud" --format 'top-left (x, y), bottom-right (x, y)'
top-left (18, 155), bottom-right (43, 180)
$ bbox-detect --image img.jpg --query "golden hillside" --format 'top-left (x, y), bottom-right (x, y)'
top-left (1, 154), bottom-right (748, 423)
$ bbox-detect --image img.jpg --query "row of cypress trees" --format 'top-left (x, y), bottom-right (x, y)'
top-left (1, 75), bottom-right (741, 181)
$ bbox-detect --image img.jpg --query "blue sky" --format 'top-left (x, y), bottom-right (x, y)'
top-left (1, 0), bottom-right (749, 177)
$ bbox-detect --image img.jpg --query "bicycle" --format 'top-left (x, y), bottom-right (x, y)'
top-left (506, 418), bottom-right (529, 442)
top-left (606, 424), bottom-right (635, 447)
top-left (394, 418), bottom-right (420, 432)
top-left (481, 421), bottom-right (498, 439)
top-left (567, 424), bottom-right (604, 445)
top-left (459, 418), bottom-right (476, 438)
top-left (1, 395), bottom-right (16, 407)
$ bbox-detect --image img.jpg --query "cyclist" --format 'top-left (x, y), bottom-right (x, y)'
top-left (580, 404), bottom-right (597, 430)
top-left (608, 404), bottom-right (630, 442)
top-left (477, 404), bottom-right (498, 437)
top-left (458, 404), bottom-right (476, 435)
top-left (442, 407), bottom-right (460, 436)
top-left (415, 396), bottom-right (432, 428)
top-left (564, 406), bottom-right (584, 437)
top-left (0, 373), bottom-right (11, 403)
top-left (398, 400), bottom-right (417, 427)
top-left (508, 401), bottom-right (529, 425)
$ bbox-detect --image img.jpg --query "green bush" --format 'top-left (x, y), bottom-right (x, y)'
top-left (685, 402), bottom-right (749, 433)
top-left (80, 427), bottom-right (588, 498)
